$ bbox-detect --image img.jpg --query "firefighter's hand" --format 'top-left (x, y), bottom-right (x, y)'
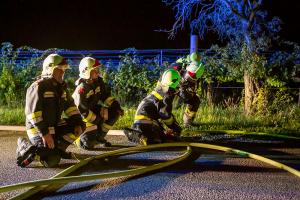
top-left (74, 125), bottom-right (83, 137)
top-left (166, 129), bottom-right (180, 137)
top-left (42, 133), bottom-right (55, 149)
top-left (100, 107), bottom-right (109, 121)
top-left (117, 108), bottom-right (124, 116)
top-left (165, 129), bottom-right (175, 136)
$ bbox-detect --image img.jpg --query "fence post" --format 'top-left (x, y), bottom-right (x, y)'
top-left (160, 50), bottom-right (163, 66)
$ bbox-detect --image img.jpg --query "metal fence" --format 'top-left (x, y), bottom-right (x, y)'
top-left (12, 48), bottom-right (193, 67)
top-left (3, 48), bottom-right (300, 106)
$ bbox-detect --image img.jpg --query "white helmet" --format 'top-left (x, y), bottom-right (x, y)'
top-left (79, 57), bottom-right (101, 79)
top-left (42, 54), bottom-right (69, 77)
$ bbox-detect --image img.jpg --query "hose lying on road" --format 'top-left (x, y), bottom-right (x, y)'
top-left (185, 130), bottom-right (300, 140)
top-left (1, 142), bottom-right (299, 200)
top-left (5, 143), bottom-right (192, 200)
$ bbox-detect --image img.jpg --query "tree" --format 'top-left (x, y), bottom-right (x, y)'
top-left (162, 0), bottom-right (281, 114)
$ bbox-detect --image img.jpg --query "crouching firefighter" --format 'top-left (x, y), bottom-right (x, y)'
top-left (17, 54), bottom-right (85, 168)
top-left (72, 57), bottom-right (124, 149)
top-left (169, 53), bottom-right (205, 126)
top-left (124, 69), bottom-right (182, 145)
top-left (179, 61), bottom-right (204, 126)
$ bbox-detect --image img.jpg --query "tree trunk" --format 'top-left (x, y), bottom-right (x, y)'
top-left (207, 82), bottom-right (214, 106)
top-left (244, 71), bottom-right (258, 115)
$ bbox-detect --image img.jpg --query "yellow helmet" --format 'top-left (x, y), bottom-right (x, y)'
top-left (188, 52), bottom-right (201, 62)
top-left (79, 57), bottom-right (101, 79)
top-left (160, 69), bottom-right (181, 93)
top-left (42, 54), bottom-right (69, 77)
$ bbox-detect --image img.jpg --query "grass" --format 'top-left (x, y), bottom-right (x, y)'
top-left (0, 106), bottom-right (25, 125)
top-left (1, 104), bottom-right (299, 137)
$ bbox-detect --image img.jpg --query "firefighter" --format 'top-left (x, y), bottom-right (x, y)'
top-left (170, 52), bottom-right (205, 126)
top-left (72, 57), bottom-right (124, 149)
top-left (171, 52), bottom-right (202, 75)
top-left (180, 61), bottom-right (204, 126)
top-left (124, 69), bottom-right (182, 145)
top-left (16, 54), bottom-right (85, 168)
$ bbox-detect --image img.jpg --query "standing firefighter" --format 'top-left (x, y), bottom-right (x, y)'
top-left (170, 52), bottom-right (205, 126)
top-left (72, 57), bottom-right (123, 149)
top-left (17, 54), bottom-right (85, 168)
top-left (124, 69), bottom-right (182, 145)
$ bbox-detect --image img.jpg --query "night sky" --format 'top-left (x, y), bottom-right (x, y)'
top-left (1, 0), bottom-right (299, 50)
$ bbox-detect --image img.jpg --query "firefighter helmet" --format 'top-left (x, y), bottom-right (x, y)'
top-left (176, 52), bottom-right (201, 67)
top-left (160, 69), bottom-right (181, 92)
top-left (79, 57), bottom-right (101, 79)
top-left (42, 54), bottom-right (69, 77)
top-left (188, 52), bottom-right (201, 62)
top-left (184, 61), bottom-right (205, 82)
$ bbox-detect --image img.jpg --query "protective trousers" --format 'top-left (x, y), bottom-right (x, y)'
top-left (127, 122), bottom-right (165, 145)
top-left (79, 103), bottom-right (120, 149)
top-left (182, 94), bottom-right (200, 125)
top-left (27, 119), bottom-right (78, 167)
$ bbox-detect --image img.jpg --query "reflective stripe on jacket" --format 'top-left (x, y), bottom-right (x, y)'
top-left (25, 77), bottom-right (83, 136)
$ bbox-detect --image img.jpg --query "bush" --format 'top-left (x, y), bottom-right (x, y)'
top-left (109, 49), bottom-right (165, 106)
top-left (0, 42), bottom-right (60, 107)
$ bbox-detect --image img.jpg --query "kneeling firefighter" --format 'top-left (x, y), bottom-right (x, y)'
top-left (17, 54), bottom-right (85, 168)
top-left (124, 69), bottom-right (182, 145)
top-left (72, 57), bottom-right (124, 149)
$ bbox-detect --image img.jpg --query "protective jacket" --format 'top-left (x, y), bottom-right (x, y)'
top-left (134, 86), bottom-right (181, 134)
top-left (178, 77), bottom-right (199, 101)
top-left (25, 77), bottom-right (84, 136)
top-left (72, 77), bottom-right (121, 126)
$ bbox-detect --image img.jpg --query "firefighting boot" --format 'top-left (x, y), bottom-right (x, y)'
top-left (124, 128), bottom-right (148, 145)
top-left (16, 137), bottom-right (37, 167)
top-left (95, 138), bottom-right (112, 148)
top-left (94, 131), bottom-right (112, 148)
top-left (74, 137), bottom-right (92, 150)
top-left (139, 135), bottom-right (148, 146)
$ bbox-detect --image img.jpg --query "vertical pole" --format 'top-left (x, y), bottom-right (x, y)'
top-left (190, 34), bottom-right (198, 54)
top-left (160, 50), bottom-right (163, 66)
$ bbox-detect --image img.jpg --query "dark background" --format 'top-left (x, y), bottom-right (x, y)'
top-left (0, 0), bottom-right (299, 50)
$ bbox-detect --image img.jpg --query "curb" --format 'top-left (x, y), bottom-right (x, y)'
top-left (0, 126), bottom-right (125, 136)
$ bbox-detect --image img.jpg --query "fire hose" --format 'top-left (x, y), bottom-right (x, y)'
top-left (0, 142), bottom-right (299, 200)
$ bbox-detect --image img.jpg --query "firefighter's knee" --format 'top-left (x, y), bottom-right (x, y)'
top-left (106, 110), bottom-right (120, 125)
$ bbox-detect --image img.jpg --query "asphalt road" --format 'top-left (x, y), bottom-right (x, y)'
top-left (0, 131), bottom-right (299, 200)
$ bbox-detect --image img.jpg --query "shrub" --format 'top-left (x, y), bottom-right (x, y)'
top-left (109, 49), bottom-right (165, 106)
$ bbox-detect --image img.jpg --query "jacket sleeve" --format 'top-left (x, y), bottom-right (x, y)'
top-left (178, 81), bottom-right (198, 102)
top-left (72, 84), bottom-right (102, 125)
top-left (62, 87), bottom-right (85, 128)
top-left (98, 77), bottom-right (122, 110)
top-left (159, 96), bottom-right (182, 133)
top-left (25, 83), bottom-right (49, 136)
